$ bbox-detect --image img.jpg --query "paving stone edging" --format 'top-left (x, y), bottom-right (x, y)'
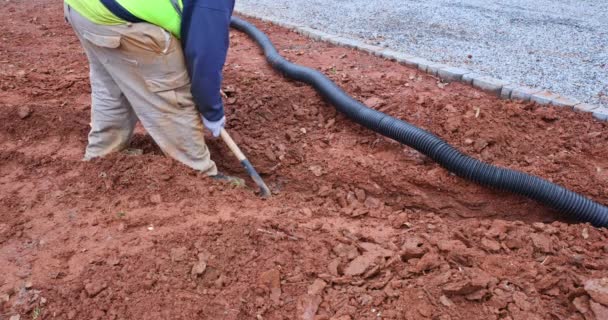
top-left (235, 11), bottom-right (608, 122)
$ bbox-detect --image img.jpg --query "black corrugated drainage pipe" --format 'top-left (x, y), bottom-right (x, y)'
top-left (230, 16), bottom-right (608, 228)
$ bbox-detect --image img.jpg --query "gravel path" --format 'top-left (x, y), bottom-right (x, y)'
top-left (236, 0), bottom-right (608, 107)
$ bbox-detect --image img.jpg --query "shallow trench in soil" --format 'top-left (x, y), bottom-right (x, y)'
top-left (1, 1), bottom-right (608, 320)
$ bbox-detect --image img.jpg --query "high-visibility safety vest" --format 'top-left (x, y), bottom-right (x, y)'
top-left (64, 0), bottom-right (183, 37)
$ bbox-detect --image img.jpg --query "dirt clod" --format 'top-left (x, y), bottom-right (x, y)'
top-left (584, 278), bottom-right (608, 305)
top-left (17, 106), bottom-right (32, 119)
top-left (333, 243), bottom-right (359, 260)
top-left (439, 295), bottom-right (454, 307)
top-left (415, 252), bottom-right (442, 272)
top-left (307, 279), bottom-right (327, 296)
top-left (170, 247), bottom-right (188, 262)
top-left (296, 294), bottom-right (322, 320)
top-left (344, 254), bottom-right (376, 276)
top-left (191, 260), bottom-right (207, 277)
top-left (259, 269), bottom-right (282, 303)
top-left (481, 237), bottom-right (501, 252)
top-left (84, 281), bottom-right (107, 298)
top-left (573, 295), bottom-right (591, 314)
top-left (590, 300), bottom-right (608, 319)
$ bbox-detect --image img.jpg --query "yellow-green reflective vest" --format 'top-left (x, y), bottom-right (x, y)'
top-left (64, 0), bottom-right (183, 37)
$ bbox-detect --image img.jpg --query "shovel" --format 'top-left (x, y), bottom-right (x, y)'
top-left (220, 128), bottom-right (272, 198)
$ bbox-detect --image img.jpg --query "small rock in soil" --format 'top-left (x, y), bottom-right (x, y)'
top-left (530, 233), bottom-right (553, 254)
top-left (443, 280), bottom-right (480, 296)
top-left (214, 274), bottom-right (227, 288)
top-left (590, 300), bottom-right (608, 319)
top-left (584, 278), bottom-right (608, 305)
top-left (359, 242), bottom-right (394, 258)
top-left (150, 194), bottom-right (162, 204)
top-left (332, 243), bottom-right (359, 260)
top-left (486, 220), bottom-right (509, 238)
top-left (344, 254), bottom-right (377, 276)
top-left (439, 295), bottom-right (454, 307)
top-left (536, 274), bottom-right (560, 292)
top-left (107, 256), bottom-right (120, 266)
top-left (444, 115), bottom-right (461, 132)
top-left (84, 281), bottom-right (107, 297)
top-left (259, 269), bottom-right (281, 303)
top-left (354, 188), bottom-right (366, 201)
top-left (191, 260), bottom-right (207, 277)
top-left (572, 295), bottom-right (590, 314)
top-left (481, 237), bottom-right (501, 252)
top-left (17, 106), bottom-right (32, 119)
top-left (308, 165), bottom-right (323, 177)
top-left (142, 278), bottom-right (157, 290)
top-left (170, 247), bottom-right (188, 262)
top-left (437, 239), bottom-right (467, 252)
top-left (201, 266), bottom-right (222, 286)
top-left (415, 252), bottom-right (442, 272)
top-left (307, 279), bottom-right (327, 296)
top-left (513, 291), bottom-right (532, 311)
top-left (401, 237), bottom-right (426, 260)
top-left (300, 207), bottom-right (313, 217)
top-left (538, 108), bottom-right (559, 122)
top-left (471, 269), bottom-right (496, 288)
top-left (317, 185), bottom-right (332, 197)
top-left (443, 269), bottom-right (494, 296)
top-left (9, 315), bottom-right (20, 320)
top-left (465, 289), bottom-right (488, 301)
top-left (363, 97), bottom-right (385, 109)
top-left (328, 258), bottom-right (341, 276)
top-left (296, 294), bottom-right (322, 320)
top-left (364, 197), bottom-right (382, 209)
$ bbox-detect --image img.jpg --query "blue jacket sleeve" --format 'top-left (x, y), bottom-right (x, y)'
top-left (181, 0), bottom-right (235, 122)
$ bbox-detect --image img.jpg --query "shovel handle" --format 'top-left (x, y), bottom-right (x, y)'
top-left (220, 128), bottom-right (272, 197)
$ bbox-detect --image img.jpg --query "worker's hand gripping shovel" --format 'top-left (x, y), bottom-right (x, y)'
top-left (219, 128), bottom-right (272, 198)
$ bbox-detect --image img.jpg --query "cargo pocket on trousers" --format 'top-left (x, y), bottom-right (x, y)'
top-left (83, 31), bottom-right (121, 49)
top-left (81, 31), bottom-right (138, 65)
top-left (145, 70), bottom-right (193, 110)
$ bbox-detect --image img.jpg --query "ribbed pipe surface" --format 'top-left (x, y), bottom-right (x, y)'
top-left (230, 16), bottom-right (608, 227)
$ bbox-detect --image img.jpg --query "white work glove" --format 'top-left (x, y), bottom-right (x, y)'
top-left (202, 115), bottom-right (226, 138)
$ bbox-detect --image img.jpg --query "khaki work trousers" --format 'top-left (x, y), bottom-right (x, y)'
top-left (64, 4), bottom-right (218, 175)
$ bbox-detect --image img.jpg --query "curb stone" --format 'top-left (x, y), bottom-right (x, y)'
top-left (472, 76), bottom-right (510, 96)
top-left (510, 86), bottom-right (542, 102)
top-left (530, 90), bottom-right (561, 105)
top-left (426, 63), bottom-right (451, 77)
top-left (500, 84), bottom-right (515, 100)
top-left (235, 11), bottom-right (606, 122)
top-left (438, 67), bottom-right (472, 83)
top-left (551, 96), bottom-right (580, 108)
top-left (461, 73), bottom-right (484, 85)
top-left (574, 103), bottom-right (599, 113)
top-left (592, 106), bottom-right (608, 121)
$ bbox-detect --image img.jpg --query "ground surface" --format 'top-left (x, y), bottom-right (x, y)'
top-left (236, 0), bottom-right (608, 108)
top-left (2, 1), bottom-right (608, 320)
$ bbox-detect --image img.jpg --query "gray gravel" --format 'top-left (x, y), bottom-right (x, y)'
top-left (236, 0), bottom-right (608, 107)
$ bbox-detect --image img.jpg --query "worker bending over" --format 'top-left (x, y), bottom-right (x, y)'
top-left (63, 0), bottom-right (236, 180)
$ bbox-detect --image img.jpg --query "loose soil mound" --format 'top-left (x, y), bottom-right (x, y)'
top-left (1, 1), bottom-right (608, 319)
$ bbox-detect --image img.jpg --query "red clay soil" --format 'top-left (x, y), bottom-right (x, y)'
top-left (2, 1), bottom-right (608, 320)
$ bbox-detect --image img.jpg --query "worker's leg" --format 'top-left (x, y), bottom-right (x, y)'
top-left (65, 5), bottom-right (217, 175)
top-left (84, 53), bottom-right (138, 159)
top-left (64, 4), bottom-right (137, 160)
